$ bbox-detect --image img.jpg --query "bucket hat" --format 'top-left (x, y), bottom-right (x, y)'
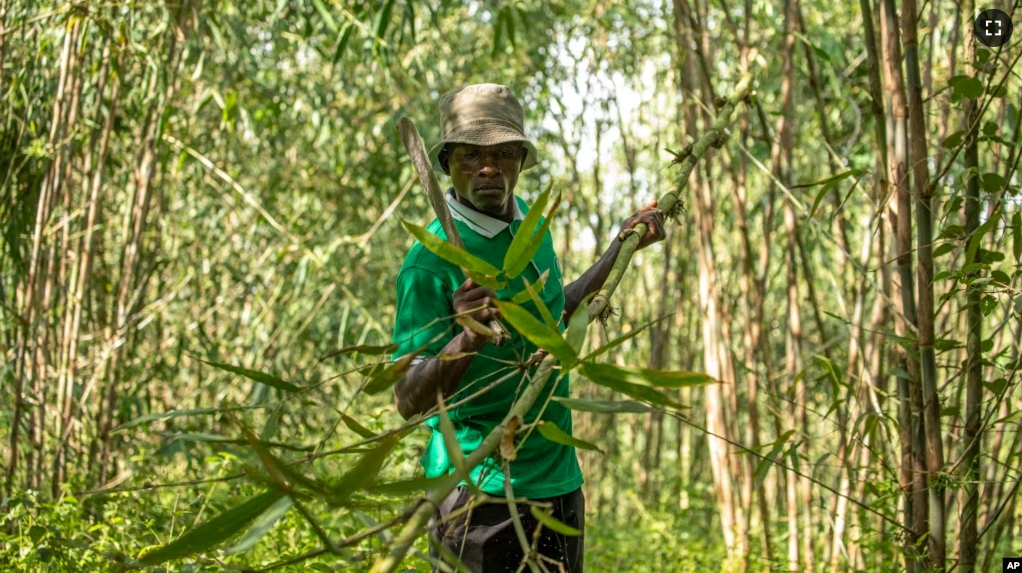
top-left (428, 84), bottom-right (539, 173)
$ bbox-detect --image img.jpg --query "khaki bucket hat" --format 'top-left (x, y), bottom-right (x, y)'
top-left (428, 83), bottom-right (539, 173)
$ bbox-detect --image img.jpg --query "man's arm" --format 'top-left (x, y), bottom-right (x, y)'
top-left (562, 204), bottom-right (665, 320)
top-left (393, 278), bottom-right (498, 420)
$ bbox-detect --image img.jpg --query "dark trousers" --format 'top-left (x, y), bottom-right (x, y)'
top-left (428, 486), bottom-right (585, 573)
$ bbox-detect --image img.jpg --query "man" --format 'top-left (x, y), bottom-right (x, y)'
top-left (391, 83), bottom-right (664, 573)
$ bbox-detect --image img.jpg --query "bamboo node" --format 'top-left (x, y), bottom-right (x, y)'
top-left (499, 415), bottom-right (522, 462)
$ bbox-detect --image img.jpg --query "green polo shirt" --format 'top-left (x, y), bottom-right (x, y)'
top-left (392, 191), bottom-right (583, 499)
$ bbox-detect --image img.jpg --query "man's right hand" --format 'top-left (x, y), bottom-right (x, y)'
top-left (452, 278), bottom-right (501, 346)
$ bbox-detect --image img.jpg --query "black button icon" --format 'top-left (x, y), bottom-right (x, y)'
top-left (975, 9), bottom-right (1013, 48)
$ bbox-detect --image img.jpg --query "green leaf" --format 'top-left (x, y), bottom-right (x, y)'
top-left (367, 474), bottom-right (459, 496)
top-left (552, 397), bottom-right (654, 414)
top-left (983, 378), bottom-right (1008, 394)
top-left (941, 130), bottom-right (965, 149)
top-left (529, 506), bottom-right (582, 536)
top-left (932, 270), bottom-right (952, 283)
top-left (140, 490), bottom-right (286, 565)
top-left (537, 422), bottom-right (603, 454)
top-left (373, 0), bottom-right (395, 40)
top-left (993, 410), bottom-right (1022, 425)
top-left (577, 363), bottom-right (683, 408)
top-left (340, 413), bottom-right (377, 439)
top-left (980, 295), bottom-right (997, 317)
top-left (113, 406), bottom-right (261, 433)
top-left (516, 274), bottom-right (558, 330)
top-left (580, 317), bottom-right (665, 362)
top-left (981, 173), bottom-right (1006, 193)
top-left (329, 437), bottom-right (397, 505)
top-left (504, 184), bottom-right (558, 278)
top-left (577, 362), bottom-right (715, 388)
top-left (310, 0), bottom-right (338, 32)
top-left (753, 430), bottom-right (795, 485)
top-left (200, 359), bottom-right (302, 393)
top-left (806, 169), bottom-right (859, 218)
top-left (564, 304), bottom-right (591, 355)
top-left (321, 343), bottom-right (398, 362)
top-left (978, 249), bottom-right (1005, 264)
top-left (402, 220), bottom-right (502, 279)
top-left (510, 270), bottom-right (548, 304)
top-left (932, 243), bottom-right (954, 259)
top-left (226, 495), bottom-right (293, 555)
top-left (495, 301), bottom-right (576, 364)
top-left (949, 75), bottom-right (984, 99)
top-left (363, 352), bottom-right (417, 395)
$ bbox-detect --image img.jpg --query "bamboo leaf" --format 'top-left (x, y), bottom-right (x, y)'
top-left (564, 305), bottom-right (590, 355)
top-left (580, 317), bottom-right (665, 362)
top-left (113, 406), bottom-right (261, 433)
top-left (139, 490), bottom-right (286, 565)
top-left (517, 274), bottom-right (558, 330)
top-left (320, 343), bottom-right (398, 362)
top-left (363, 352), bottom-right (418, 395)
top-left (578, 362), bottom-right (716, 388)
top-left (340, 413), bottom-right (377, 439)
top-left (808, 169), bottom-right (859, 218)
top-left (310, 0), bottom-right (338, 32)
top-left (367, 474), bottom-right (458, 496)
top-left (503, 184), bottom-right (555, 278)
top-left (510, 270), bottom-right (549, 304)
top-left (553, 397), bottom-right (654, 414)
top-left (949, 74), bottom-right (984, 99)
top-left (329, 437), bottom-right (397, 505)
top-left (200, 359), bottom-right (302, 393)
top-left (529, 506), bottom-right (581, 536)
top-left (495, 301), bottom-right (576, 364)
top-left (537, 422), bottom-right (603, 454)
top-left (402, 220), bottom-right (502, 278)
top-left (226, 495), bottom-right (293, 555)
top-left (576, 363), bottom-right (683, 408)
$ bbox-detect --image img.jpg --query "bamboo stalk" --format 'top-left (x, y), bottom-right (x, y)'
top-left (959, 0), bottom-right (981, 568)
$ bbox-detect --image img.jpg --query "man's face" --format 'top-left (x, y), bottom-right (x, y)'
top-left (444, 143), bottom-right (525, 221)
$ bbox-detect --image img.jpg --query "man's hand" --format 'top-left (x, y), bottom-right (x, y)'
top-left (453, 278), bottom-right (501, 347)
top-left (619, 200), bottom-right (666, 250)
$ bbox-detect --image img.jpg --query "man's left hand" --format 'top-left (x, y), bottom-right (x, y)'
top-left (620, 200), bottom-right (666, 250)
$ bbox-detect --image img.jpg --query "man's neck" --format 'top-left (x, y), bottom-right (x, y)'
top-left (454, 192), bottom-right (515, 223)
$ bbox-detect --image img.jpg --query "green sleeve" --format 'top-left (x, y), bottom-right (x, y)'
top-left (392, 266), bottom-right (455, 361)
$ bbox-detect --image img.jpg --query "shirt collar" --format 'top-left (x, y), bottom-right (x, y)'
top-left (445, 188), bottom-right (524, 239)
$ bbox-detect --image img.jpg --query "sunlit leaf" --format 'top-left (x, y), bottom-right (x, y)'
top-left (504, 184), bottom-right (556, 278)
top-left (578, 362), bottom-right (715, 388)
top-left (139, 490), bottom-right (286, 565)
top-left (495, 301), bottom-right (576, 364)
top-left (402, 220), bottom-right (502, 278)
top-left (537, 422), bottom-right (603, 454)
top-left (576, 363), bottom-right (683, 408)
top-left (200, 359), bottom-right (302, 393)
top-left (564, 304), bottom-right (590, 355)
top-left (510, 270), bottom-right (548, 304)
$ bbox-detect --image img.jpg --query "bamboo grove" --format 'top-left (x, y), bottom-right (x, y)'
top-left (1, 0), bottom-right (1020, 572)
